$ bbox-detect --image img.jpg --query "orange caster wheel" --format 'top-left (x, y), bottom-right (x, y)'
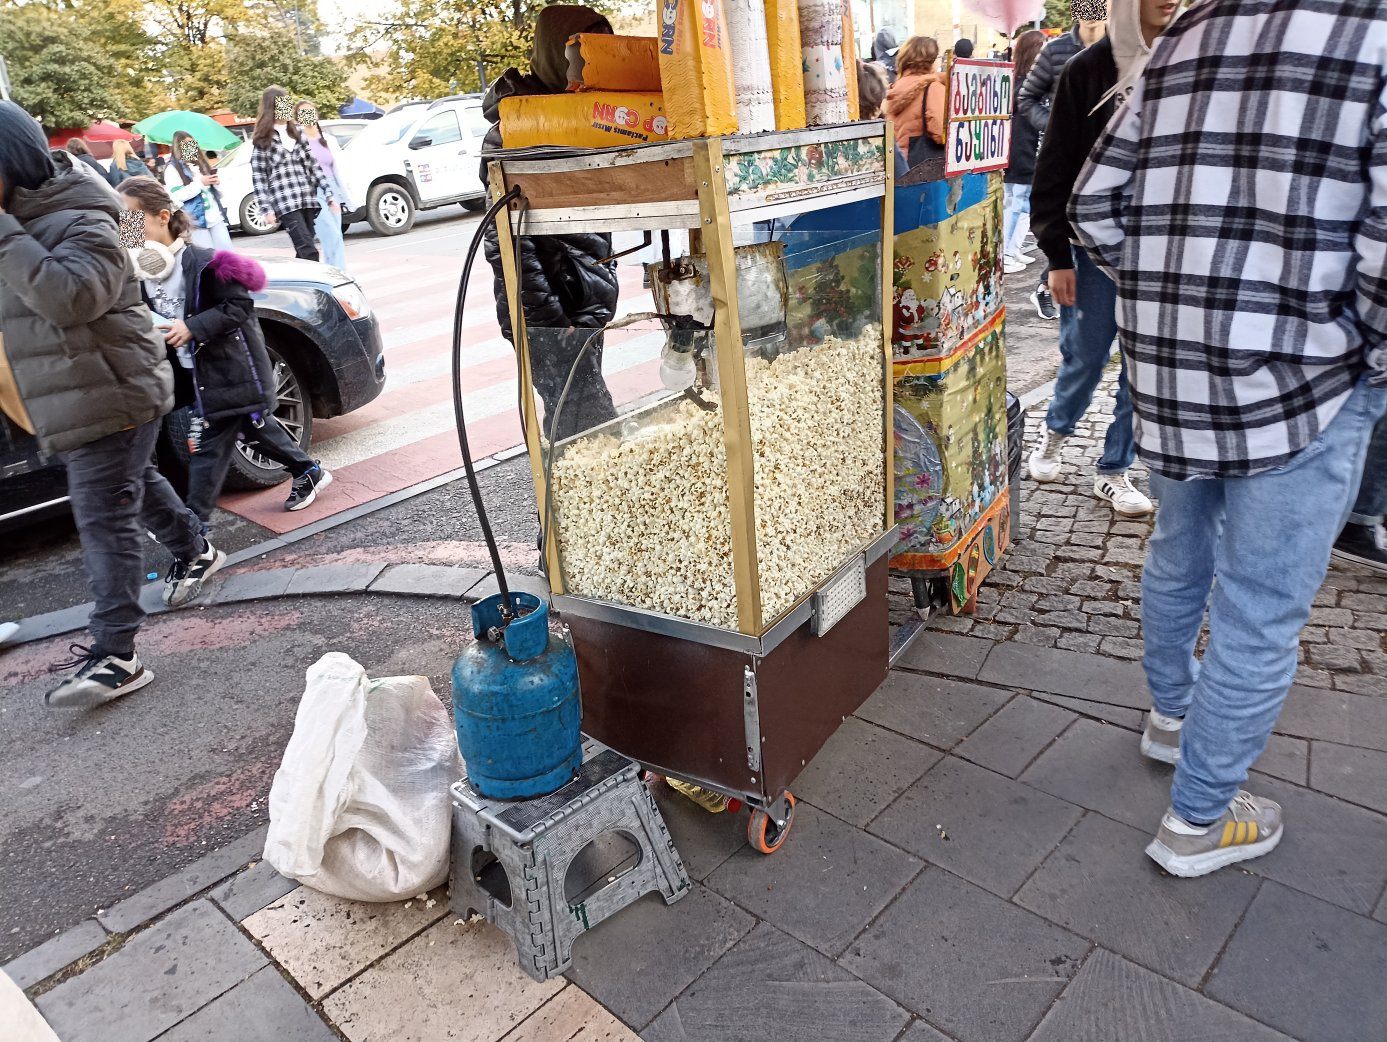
top-left (747, 792), bottom-right (796, 854)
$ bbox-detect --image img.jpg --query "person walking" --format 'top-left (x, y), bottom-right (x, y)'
top-left (1331, 418), bottom-right (1387, 573)
top-left (164, 131), bottom-right (232, 251)
top-left (1016, 1), bottom-right (1107, 320)
top-left (250, 86), bottom-right (334, 261)
top-left (1074, 0), bottom-right (1387, 878)
top-left (882, 36), bottom-right (947, 166)
top-left (1026, 0), bottom-right (1165, 518)
top-left (1001, 29), bottom-right (1047, 274)
top-left (118, 177), bottom-right (334, 517)
top-left (293, 101), bottom-right (350, 272)
top-left (64, 138), bottom-right (109, 181)
top-left (0, 102), bottom-right (223, 709)
top-left (856, 60), bottom-right (888, 119)
top-left (481, 4), bottom-right (620, 442)
top-left (106, 140), bottom-right (152, 186)
top-left (871, 29), bottom-right (898, 82)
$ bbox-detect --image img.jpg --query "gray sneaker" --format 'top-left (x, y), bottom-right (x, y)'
top-left (1146, 791), bottom-right (1283, 878)
top-left (163, 540), bottom-right (227, 608)
top-left (1140, 709), bottom-right (1182, 764)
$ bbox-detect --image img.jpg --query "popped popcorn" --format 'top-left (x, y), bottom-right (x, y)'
top-left (551, 328), bottom-right (886, 629)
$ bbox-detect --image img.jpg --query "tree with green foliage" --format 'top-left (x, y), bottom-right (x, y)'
top-left (0, 7), bottom-right (115, 127)
top-left (1042, 0), bottom-right (1071, 28)
top-left (351, 0), bottom-right (634, 102)
top-left (225, 30), bottom-right (349, 115)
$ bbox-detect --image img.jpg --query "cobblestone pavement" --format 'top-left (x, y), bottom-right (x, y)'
top-left (909, 370), bottom-right (1387, 700)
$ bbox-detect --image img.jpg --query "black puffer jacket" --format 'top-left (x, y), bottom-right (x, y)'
top-left (480, 48), bottom-right (620, 440)
top-left (0, 153), bottom-right (173, 453)
top-left (149, 246), bottom-right (276, 422)
top-left (1017, 25), bottom-right (1085, 135)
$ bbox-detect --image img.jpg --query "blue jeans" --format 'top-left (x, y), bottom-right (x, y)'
top-left (314, 189), bottom-right (346, 271)
top-left (1348, 415), bottom-right (1387, 525)
top-left (1003, 183), bottom-right (1031, 257)
top-left (1142, 378), bottom-right (1387, 823)
top-left (1044, 247), bottom-right (1135, 474)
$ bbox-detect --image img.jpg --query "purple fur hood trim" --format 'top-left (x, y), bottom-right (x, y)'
top-left (207, 250), bottom-right (268, 292)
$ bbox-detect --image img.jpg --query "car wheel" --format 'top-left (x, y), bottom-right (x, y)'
top-left (226, 347), bottom-right (313, 490)
top-left (367, 183), bottom-right (415, 235)
top-left (460, 196), bottom-right (486, 212)
top-left (239, 195), bottom-right (278, 235)
top-left (159, 346), bottom-right (313, 493)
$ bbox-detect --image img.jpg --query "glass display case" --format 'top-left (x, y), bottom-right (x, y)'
top-left (486, 126), bottom-right (896, 841)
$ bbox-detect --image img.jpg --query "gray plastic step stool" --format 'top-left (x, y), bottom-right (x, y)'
top-left (448, 737), bottom-right (691, 982)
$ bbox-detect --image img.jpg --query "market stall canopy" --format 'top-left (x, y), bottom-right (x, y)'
top-left (339, 97), bottom-right (384, 118)
top-left (45, 121), bottom-right (137, 157)
top-left (132, 110), bottom-right (242, 150)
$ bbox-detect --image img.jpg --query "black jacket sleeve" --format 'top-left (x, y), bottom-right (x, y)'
top-left (1017, 46), bottom-right (1060, 134)
top-left (184, 275), bottom-right (255, 345)
top-left (1030, 63), bottom-right (1090, 271)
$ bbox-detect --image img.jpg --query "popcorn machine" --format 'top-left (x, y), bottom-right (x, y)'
top-left (489, 124), bottom-right (895, 852)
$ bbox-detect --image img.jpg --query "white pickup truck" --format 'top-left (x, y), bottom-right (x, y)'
top-left (224, 96), bottom-right (491, 237)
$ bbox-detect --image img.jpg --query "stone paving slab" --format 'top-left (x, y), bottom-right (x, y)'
top-left (642, 923), bottom-right (909, 1042)
top-left (1029, 947), bottom-right (1294, 1042)
top-left (321, 918), bottom-right (565, 1042)
top-left (1014, 813), bottom-right (1259, 988)
top-left (646, 784), bottom-right (746, 882)
top-left (1027, 691), bottom-right (1146, 731)
top-left (841, 866), bottom-right (1089, 1042)
top-left (283, 563), bottom-right (387, 597)
top-left (1206, 881), bottom-right (1387, 1042)
top-left (2, 919), bottom-right (107, 991)
top-left (209, 859), bottom-right (297, 922)
top-left (369, 564), bottom-right (490, 599)
top-left (1307, 741), bottom-right (1387, 814)
top-left (36, 901), bottom-right (265, 1042)
top-left (499, 984), bottom-right (639, 1042)
top-left (1018, 719), bottom-right (1172, 832)
top-left (791, 717), bottom-right (942, 827)
top-left (1253, 735), bottom-right (1310, 786)
top-left (1276, 686), bottom-right (1387, 753)
top-left (466, 572), bottom-right (552, 604)
top-left (705, 804), bottom-right (921, 957)
top-left (979, 642), bottom-right (1149, 710)
top-left (1239, 775), bottom-right (1387, 917)
top-left (954, 696), bottom-right (1077, 778)
top-left (155, 965), bottom-right (336, 1042)
top-left (896, 1022), bottom-right (957, 1042)
top-left (869, 756), bottom-right (1082, 899)
top-left (207, 568), bottom-right (296, 605)
top-left (566, 886), bottom-right (753, 1031)
top-left (856, 672), bottom-right (1010, 751)
top-left (243, 886), bottom-right (448, 999)
top-left (98, 827), bottom-right (268, 934)
top-left (894, 632), bottom-right (995, 680)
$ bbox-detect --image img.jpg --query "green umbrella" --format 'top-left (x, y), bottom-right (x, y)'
top-left (131, 110), bottom-right (242, 151)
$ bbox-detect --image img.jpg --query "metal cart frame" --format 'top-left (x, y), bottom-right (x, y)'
top-left (490, 124), bottom-right (897, 851)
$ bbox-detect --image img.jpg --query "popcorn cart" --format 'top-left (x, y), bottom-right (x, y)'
top-left (488, 124), bottom-right (895, 852)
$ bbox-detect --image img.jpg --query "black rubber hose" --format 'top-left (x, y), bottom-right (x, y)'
top-left (452, 186), bottom-right (523, 621)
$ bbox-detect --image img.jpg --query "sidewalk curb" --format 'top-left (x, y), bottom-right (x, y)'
top-left (0, 446), bottom-right (532, 651)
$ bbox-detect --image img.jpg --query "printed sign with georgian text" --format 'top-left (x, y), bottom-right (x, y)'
top-left (944, 58), bottom-right (1014, 177)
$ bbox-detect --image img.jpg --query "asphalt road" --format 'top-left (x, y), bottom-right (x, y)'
top-left (0, 214), bottom-right (1060, 963)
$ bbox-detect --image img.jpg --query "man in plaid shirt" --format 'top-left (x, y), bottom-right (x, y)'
top-left (1072, 0), bottom-right (1387, 878)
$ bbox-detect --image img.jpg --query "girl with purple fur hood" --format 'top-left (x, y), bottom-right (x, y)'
top-left (118, 176), bottom-right (333, 523)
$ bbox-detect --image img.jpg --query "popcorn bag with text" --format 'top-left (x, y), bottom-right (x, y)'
top-left (500, 91), bottom-right (670, 148)
top-left (658, 0), bottom-right (740, 139)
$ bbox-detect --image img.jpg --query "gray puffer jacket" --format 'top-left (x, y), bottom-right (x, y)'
top-left (0, 153), bottom-right (172, 454)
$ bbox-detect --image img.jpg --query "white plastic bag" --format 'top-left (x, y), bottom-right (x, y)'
top-left (264, 652), bottom-right (461, 902)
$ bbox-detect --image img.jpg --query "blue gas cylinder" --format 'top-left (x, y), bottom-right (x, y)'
top-left (452, 591), bottom-right (582, 799)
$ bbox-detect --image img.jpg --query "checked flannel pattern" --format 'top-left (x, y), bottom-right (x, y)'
top-left (1072, 0), bottom-right (1387, 480)
top-left (251, 134), bottom-right (334, 218)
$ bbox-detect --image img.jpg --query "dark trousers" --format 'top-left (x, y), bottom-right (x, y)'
top-left (60, 420), bottom-right (204, 656)
top-left (187, 414), bottom-right (314, 521)
top-left (528, 326), bottom-right (617, 442)
top-left (279, 207), bottom-right (320, 261)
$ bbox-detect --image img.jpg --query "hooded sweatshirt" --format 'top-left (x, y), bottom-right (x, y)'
top-left (0, 150), bottom-right (172, 452)
top-left (1029, 0), bottom-right (1176, 270)
top-left (872, 29), bottom-right (898, 80)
